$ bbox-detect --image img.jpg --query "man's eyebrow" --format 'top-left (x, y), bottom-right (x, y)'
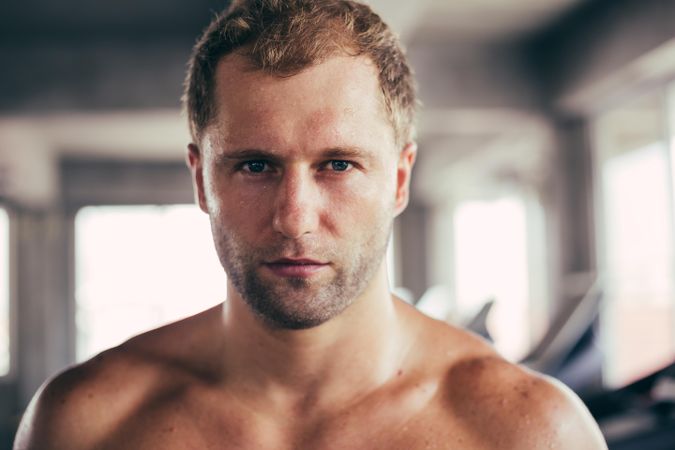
top-left (321, 146), bottom-right (374, 160)
top-left (214, 146), bottom-right (374, 163)
top-left (215, 149), bottom-right (281, 163)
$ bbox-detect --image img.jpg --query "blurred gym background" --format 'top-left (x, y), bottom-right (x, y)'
top-left (1, 0), bottom-right (675, 447)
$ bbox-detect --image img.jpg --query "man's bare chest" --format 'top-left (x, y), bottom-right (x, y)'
top-left (97, 394), bottom-right (485, 450)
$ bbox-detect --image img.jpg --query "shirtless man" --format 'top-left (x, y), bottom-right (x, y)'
top-left (14, 0), bottom-right (607, 448)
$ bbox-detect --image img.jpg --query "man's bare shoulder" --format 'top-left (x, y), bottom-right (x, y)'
top-left (13, 304), bottom-right (225, 450)
top-left (13, 346), bottom-right (159, 450)
top-left (441, 345), bottom-right (606, 449)
top-left (401, 305), bottom-right (606, 449)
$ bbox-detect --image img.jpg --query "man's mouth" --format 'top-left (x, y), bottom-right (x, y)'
top-left (263, 258), bottom-right (329, 278)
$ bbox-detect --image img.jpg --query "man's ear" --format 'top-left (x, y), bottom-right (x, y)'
top-left (394, 142), bottom-right (417, 217)
top-left (187, 143), bottom-right (208, 213)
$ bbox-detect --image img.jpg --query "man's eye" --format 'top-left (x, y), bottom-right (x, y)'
top-left (243, 160), bottom-right (267, 173)
top-left (330, 160), bottom-right (351, 172)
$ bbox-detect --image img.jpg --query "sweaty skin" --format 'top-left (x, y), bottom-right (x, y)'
top-left (14, 55), bottom-right (607, 450)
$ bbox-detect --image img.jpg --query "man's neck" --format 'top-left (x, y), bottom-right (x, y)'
top-left (219, 265), bottom-right (412, 414)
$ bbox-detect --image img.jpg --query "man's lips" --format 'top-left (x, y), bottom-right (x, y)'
top-left (263, 258), bottom-right (329, 278)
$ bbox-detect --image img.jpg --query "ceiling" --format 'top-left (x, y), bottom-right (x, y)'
top-left (368, 0), bottom-right (587, 42)
top-left (0, 0), bottom-right (588, 43)
top-left (0, 0), bottom-right (223, 41)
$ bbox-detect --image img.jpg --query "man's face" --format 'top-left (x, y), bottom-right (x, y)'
top-left (189, 54), bottom-right (416, 329)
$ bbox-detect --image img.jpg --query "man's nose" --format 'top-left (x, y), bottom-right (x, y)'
top-left (272, 169), bottom-right (320, 239)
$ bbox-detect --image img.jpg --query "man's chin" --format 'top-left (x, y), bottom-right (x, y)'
top-left (247, 297), bottom-right (343, 330)
top-left (241, 284), bottom-right (352, 330)
top-left (260, 312), bottom-right (334, 330)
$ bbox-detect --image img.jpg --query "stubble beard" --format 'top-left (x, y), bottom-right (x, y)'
top-left (211, 218), bottom-right (393, 330)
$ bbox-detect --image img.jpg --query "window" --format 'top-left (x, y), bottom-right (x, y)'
top-left (453, 194), bottom-right (547, 360)
top-left (0, 207), bottom-right (9, 376)
top-left (75, 204), bottom-right (227, 361)
top-left (593, 89), bottom-right (675, 387)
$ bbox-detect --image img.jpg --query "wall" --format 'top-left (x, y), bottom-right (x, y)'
top-left (531, 0), bottom-right (675, 114)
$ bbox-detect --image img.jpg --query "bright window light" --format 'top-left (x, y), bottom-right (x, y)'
top-left (75, 205), bottom-right (227, 362)
top-left (453, 196), bottom-right (531, 360)
top-left (0, 207), bottom-right (9, 376)
top-left (600, 143), bottom-right (675, 386)
top-left (594, 89), bottom-right (675, 388)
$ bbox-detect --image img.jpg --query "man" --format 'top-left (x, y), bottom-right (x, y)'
top-left (15, 0), bottom-right (607, 448)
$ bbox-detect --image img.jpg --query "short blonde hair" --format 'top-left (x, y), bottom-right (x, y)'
top-left (183, 0), bottom-right (417, 146)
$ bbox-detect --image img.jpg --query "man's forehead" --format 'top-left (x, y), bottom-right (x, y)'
top-left (207, 53), bottom-right (395, 150)
top-left (205, 109), bottom-right (375, 159)
top-left (215, 50), bottom-right (380, 83)
top-left (213, 53), bottom-right (384, 107)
